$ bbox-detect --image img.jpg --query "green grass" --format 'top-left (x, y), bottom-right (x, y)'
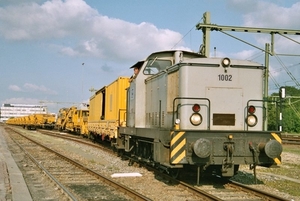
top-left (264, 180), bottom-right (300, 196)
top-left (260, 164), bottom-right (300, 179)
top-left (283, 145), bottom-right (300, 155)
top-left (257, 144), bottom-right (300, 197)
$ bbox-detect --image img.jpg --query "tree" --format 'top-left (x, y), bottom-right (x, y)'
top-left (268, 86), bottom-right (300, 133)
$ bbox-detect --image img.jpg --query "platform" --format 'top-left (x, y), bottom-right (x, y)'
top-left (0, 126), bottom-right (32, 201)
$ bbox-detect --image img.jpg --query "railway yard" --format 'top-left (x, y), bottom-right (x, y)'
top-left (1, 124), bottom-right (299, 201)
top-left (0, 3), bottom-right (299, 201)
top-left (2, 47), bottom-right (295, 200)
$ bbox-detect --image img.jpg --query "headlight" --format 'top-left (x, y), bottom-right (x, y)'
top-left (222, 57), bottom-right (231, 67)
top-left (246, 115), bottom-right (257, 127)
top-left (190, 113), bottom-right (202, 126)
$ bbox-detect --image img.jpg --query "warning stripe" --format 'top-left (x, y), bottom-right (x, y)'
top-left (170, 131), bottom-right (186, 164)
top-left (171, 131), bottom-right (185, 146)
top-left (171, 138), bottom-right (186, 158)
top-left (274, 157), bottom-right (281, 165)
top-left (271, 132), bottom-right (282, 165)
top-left (172, 150), bottom-right (186, 164)
top-left (271, 132), bottom-right (282, 143)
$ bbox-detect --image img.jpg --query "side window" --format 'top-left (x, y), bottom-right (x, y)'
top-left (144, 66), bottom-right (159, 75)
top-left (143, 59), bottom-right (172, 75)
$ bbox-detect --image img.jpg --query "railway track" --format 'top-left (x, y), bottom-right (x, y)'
top-left (225, 180), bottom-right (290, 201)
top-left (145, 164), bottom-right (290, 201)
top-left (5, 127), bottom-right (150, 201)
top-left (282, 134), bottom-right (300, 145)
top-left (32, 129), bottom-right (223, 200)
top-left (38, 129), bottom-right (284, 200)
top-left (5, 126), bottom-right (293, 200)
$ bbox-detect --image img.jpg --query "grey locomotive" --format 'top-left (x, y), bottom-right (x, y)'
top-left (116, 50), bottom-right (284, 182)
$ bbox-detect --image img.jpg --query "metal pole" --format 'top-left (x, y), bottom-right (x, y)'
top-left (264, 43), bottom-right (270, 131)
top-left (81, 62), bottom-right (84, 102)
top-left (279, 87), bottom-right (285, 131)
top-left (199, 12), bottom-right (210, 57)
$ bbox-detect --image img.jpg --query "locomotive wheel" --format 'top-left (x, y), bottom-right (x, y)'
top-left (234, 165), bottom-right (239, 174)
top-left (128, 159), bottom-right (134, 166)
top-left (169, 169), bottom-right (180, 179)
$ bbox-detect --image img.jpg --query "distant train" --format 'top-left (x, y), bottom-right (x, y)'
top-left (6, 50), bottom-right (285, 182)
top-left (6, 104), bottom-right (89, 134)
top-left (6, 113), bottom-right (56, 130)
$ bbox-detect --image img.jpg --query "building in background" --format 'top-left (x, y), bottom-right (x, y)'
top-left (0, 103), bottom-right (48, 123)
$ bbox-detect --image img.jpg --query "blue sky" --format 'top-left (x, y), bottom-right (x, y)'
top-left (0, 0), bottom-right (299, 113)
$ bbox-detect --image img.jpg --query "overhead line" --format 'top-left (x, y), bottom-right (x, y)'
top-left (274, 54), bottom-right (300, 88)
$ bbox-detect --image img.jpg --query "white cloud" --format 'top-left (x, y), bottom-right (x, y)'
top-left (24, 83), bottom-right (58, 94)
top-left (8, 85), bottom-right (22, 91)
top-left (58, 18), bottom-right (184, 61)
top-left (0, 0), bottom-right (94, 40)
top-left (8, 83), bottom-right (57, 95)
top-left (238, 1), bottom-right (300, 54)
top-left (231, 49), bottom-right (258, 60)
top-left (226, 0), bottom-right (300, 90)
top-left (59, 46), bottom-right (80, 56)
top-left (0, 0), bottom-right (42, 6)
top-left (226, 1), bottom-right (300, 55)
top-left (2, 97), bottom-right (40, 105)
top-left (242, 2), bottom-right (300, 29)
top-left (0, 0), bottom-right (185, 62)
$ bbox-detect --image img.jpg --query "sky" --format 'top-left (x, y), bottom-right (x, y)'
top-left (0, 0), bottom-right (300, 114)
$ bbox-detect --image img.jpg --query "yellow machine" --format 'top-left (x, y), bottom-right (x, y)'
top-left (56, 107), bottom-right (69, 131)
top-left (88, 76), bottom-right (129, 141)
top-left (23, 114), bottom-right (36, 129)
top-left (6, 117), bottom-right (17, 125)
top-left (33, 113), bottom-right (56, 129)
top-left (56, 105), bottom-right (89, 135)
top-left (64, 106), bottom-right (77, 132)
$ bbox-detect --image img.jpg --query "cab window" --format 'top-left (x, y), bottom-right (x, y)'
top-left (143, 59), bottom-right (172, 75)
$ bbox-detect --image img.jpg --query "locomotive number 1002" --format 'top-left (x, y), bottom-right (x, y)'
top-left (218, 74), bottom-right (232, 81)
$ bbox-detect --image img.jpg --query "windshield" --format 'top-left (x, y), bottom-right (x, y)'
top-left (143, 59), bottom-right (172, 75)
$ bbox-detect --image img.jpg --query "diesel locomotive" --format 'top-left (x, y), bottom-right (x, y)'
top-left (110, 50), bottom-right (285, 182)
